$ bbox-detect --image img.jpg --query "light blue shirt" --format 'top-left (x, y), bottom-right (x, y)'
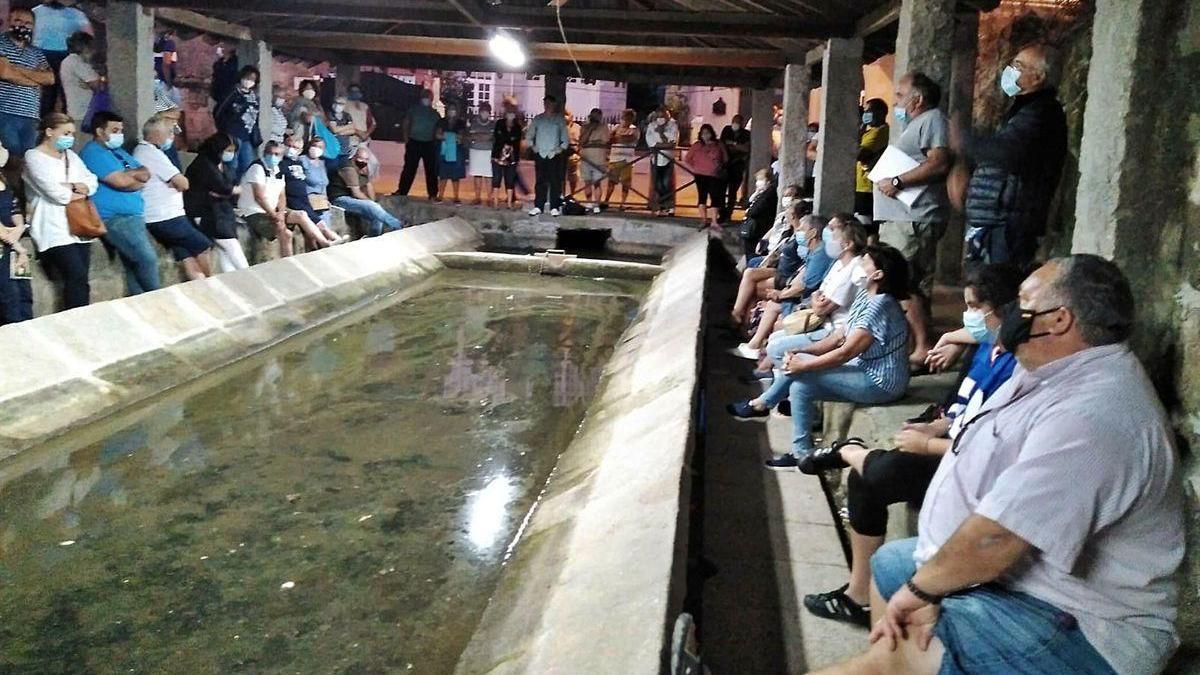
top-left (32, 4), bottom-right (90, 52)
top-left (526, 113), bottom-right (568, 159)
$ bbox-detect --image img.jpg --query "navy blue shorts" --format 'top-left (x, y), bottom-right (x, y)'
top-left (147, 216), bottom-right (212, 262)
top-left (871, 538), bottom-right (1116, 675)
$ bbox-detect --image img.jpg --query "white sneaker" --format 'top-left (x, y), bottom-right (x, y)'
top-left (528, 207), bottom-right (542, 216)
top-left (591, 205), bottom-right (602, 214)
top-left (732, 343), bottom-right (761, 360)
top-left (550, 208), bottom-right (561, 217)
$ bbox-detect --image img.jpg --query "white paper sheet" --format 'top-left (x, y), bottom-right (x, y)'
top-left (867, 145), bottom-right (925, 208)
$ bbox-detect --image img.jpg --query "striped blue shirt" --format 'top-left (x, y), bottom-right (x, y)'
top-left (845, 290), bottom-right (909, 396)
top-left (0, 35), bottom-right (49, 119)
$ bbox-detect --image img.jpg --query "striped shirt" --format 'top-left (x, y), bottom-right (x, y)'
top-left (844, 290), bottom-right (909, 396)
top-left (0, 35), bottom-right (49, 119)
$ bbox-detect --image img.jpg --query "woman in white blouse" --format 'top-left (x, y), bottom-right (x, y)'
top-left (23, 113), bottom-right (99, 310)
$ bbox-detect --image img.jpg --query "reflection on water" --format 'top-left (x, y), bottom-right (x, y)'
top-left (0, 270), bottom-right (643, 674)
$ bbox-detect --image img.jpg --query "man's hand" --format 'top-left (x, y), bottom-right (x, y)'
top-left (766, 289), bottom-right (781, 302)
top-left (783, 353), bottom-right (807, 375)
top-left (894, 428), bottom-right (932, 454)
top-left (870, 584), bottom-right (940, 651)
top-left (876, 177), bottom-right (899, 198)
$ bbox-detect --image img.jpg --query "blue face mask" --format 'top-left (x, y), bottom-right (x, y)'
top-left (962, 309), bottom-right (993, 343)
top-left (861, 111), bottom-right (874, 126)
top-left (104, 133), bottom-right (124, 150)
top-left (221, 150), bottom-right (236, 163)
top-left (1000, 65), bottom-right (1023, 97)
top-left (160, 138), bottom-right (174, 151)
top-left (263, 155), bottom-right (280, 168)
top-left (893, 106), bottom-right (909, 124)
top-left (54, 135), bottom-right (74, 151)
top-left (348, 91), bottom-right (363, 102)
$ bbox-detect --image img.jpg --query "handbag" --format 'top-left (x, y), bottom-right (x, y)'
top-left (308, 193), bottom-right (330, 211)
top-left (63, 153), bottom-right (105, 238)
top-left (781, 308), bottom-right (823, 335)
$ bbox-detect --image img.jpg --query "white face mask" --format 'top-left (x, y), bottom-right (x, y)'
top-left (241, 78), bottom-right (256, 90)
top-left (755, 179), bottom-right (768, 190)
top-left (273, 97), bottom-right (285, 108)
top-left (732, 123), bottom-right (741, 131)
top-left (781, 196), bottom-right (794, 208)
top-left (332, 104), bottom-right (345, 114)
top-left (286, 146), bottom-right (300, 158)
top-left (302, 89), bottom-right (316, 100)
top-left (307, 146), bottom-right (323, 159)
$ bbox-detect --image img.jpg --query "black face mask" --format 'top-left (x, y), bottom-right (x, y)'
top-left (998, 301), bottom-right (1060, 352)
top-left (9, 26), bottom-right (32, 42)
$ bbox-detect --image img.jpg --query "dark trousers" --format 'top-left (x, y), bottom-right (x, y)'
top-left (0, 245), bottom-right (32, 324)
top-left (397, 139), bottom-right (439, 197)
top-left (534, 154), bottom-right (565, 210)
top-left (40, 242), bottom-right (91, 310)
top-left (846, 449), bottom-right (941, 537)
top-left (41, 50), bottom-right (68, 117)
top-left (723, 161), bottom-right (746, 218)
top-left (651, 162), bottom-right (675, 211)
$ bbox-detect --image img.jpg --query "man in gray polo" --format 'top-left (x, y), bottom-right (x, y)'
top-left (874, 72), bottom-right (953, 369)
top-left (814, 254), bottom-right (1184, 675)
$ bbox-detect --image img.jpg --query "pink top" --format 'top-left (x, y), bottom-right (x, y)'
top-left (685, 140), bottom-right (727, 177)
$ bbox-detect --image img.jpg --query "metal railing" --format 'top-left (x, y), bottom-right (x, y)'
top-left (563, 147), bottom-right (704, 214)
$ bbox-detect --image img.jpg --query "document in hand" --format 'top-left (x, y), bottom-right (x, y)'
top-left (868, 145), bottom-right (926, 208)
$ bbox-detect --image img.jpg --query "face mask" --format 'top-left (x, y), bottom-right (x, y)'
top-left (1000, 65), bottom-right (1023, 97)
top-left (332, 104), bottom-right (345, 115)
top-left (263, 155), bottom-right (280, 168)
top-left (104, 133), bottom-right (124, 150)
top-left (221, 149), bottom-right (236, 163)
top-left (755, 179), bottom-right (768, 190)
top-left (505, 113), bottom-right (516, 121)
top-left (732, 123), bottom-right (741, 131)
top-left (9, 26), bottom-right (32, 42)
top-left (781, 196), bottom-right (794, 208)
top-left (286, 146), bottom-right (300, 158)
top-left (998, 301), bottom-right (1059, 352)
top-left (308, 147), bottom-right (323, 159)
top-left (894, 106), bottom-right (909, 123)
top-left (54, 135), bottom-right (74, 151)
top-left (861, 111), bottom-right (874, 126)
top-left (241, 78), bottom-right (257, 91)
top-left (160, 138), bottom-right (174, 151)
top-left (273, 97), bottom-right (285, 108)
top-left (962, 310), bottom-right (993, 343)
top-left (823, 236), bottom-right (842, 259)
top-left (300, 89), bottom-right (315, 100)
top-left (348, 91), bottom-right (363, 102)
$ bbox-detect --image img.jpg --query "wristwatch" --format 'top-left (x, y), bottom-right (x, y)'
top-left (891, 176), bottom-right (905, 191)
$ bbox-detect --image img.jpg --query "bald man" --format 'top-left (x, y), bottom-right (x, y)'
top-left (963, 44), bottom-right (1068, 268)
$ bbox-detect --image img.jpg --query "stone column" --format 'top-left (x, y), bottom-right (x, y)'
top-left (777, 62), bottom-right (810, 201)
top-left (237, 38), bottom-right (272, 147)
top-left (335, 63), bottom-right (358, 97)
top-left (894, 0), bottom-right (956, 125)
top-left (936, 10), bottom-right (980, 283)
top-left (813, 37), bottom-right (864, 215)
top-left (107, 1), bottom-right (154, 134)
top-left (544, 74), bottom-right (567, 107)
top-left (749, 88), bottom-right (774, 190)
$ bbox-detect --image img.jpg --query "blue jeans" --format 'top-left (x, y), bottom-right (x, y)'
top-left (757, 356), bottom-right (896, 456)
top-left (872, 539), bottom-right (1116, 675)
top-left (39, 242), bottom-right (91, 309)
top-left (332, 196), bottom-right (402, 237)
top-left (0, 112), bottom-right (38, 158)
top-left (765, 326), bottom-right (832, 366)
top-left (232, 137), bottom-right (257, 181)
top-left (102, 214), bottom-right (160, 295)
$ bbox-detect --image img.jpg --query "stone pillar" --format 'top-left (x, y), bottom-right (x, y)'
top-left (936, 10), bottom-right (980, 283)
top-left (237, 38), bottom-right (272, 148)
top-left (777, 62), bottom-right (810, 201)
top-left (813, 37), bottom-right (864, 215)
top-left (335, 63), bottom-right (358, 97)
top-left (544, 74), bottom-right (567, 108)
top-left (749, 88), bottom-right (774, 190)
top-left (894, 0), bottom-right (956, 126)
top-left (107, 1), bottom-right (154, 134)
top-left (738, 88), bottom-right (756, 197)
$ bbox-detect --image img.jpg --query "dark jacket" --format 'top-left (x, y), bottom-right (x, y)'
top-left (214, 88), bottom-right (262, 145)
top-left (492, 119), bottom-right (523, 164)
top-left (184, 154), bottom-right (238, 240)
top-left (739, 182), bottom-right (778, 242)
top-left (964, 87), bottom-right (1067, 239)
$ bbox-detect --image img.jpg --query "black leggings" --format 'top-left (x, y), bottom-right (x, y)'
top-left (39, 242), bottom-right (92, 310)
top-left (846, 449), bottom-right (941, 537)
top-left (695, 174), bottom-right (726, 209)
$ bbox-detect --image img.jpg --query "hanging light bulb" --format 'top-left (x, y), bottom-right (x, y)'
top-left (489, 32), bottom-right (527, 69)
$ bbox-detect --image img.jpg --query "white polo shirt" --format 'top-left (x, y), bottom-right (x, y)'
top-left (132, 141), bottom-right (185, 223)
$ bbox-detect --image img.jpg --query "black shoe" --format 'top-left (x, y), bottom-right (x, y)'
top-left (797, 437), bottom-right (867, 475)
top-left (803, 584), bottom-right (870, 628)
top-left (763, 454), bottom-right (799, 471)
top-left (775, 400), bottom-right (791, 417)
top-left (726, 400), bottom-right (769, 420)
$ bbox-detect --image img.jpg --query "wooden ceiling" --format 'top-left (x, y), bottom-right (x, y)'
top-left (144, 0), bottom-right (993, 87)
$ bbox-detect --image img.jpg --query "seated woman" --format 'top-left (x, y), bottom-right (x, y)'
top-left (731, 197), bottom-right (809, 326)
top-left (279, 133), bottom-right (343, 248)
top-left (727, 245), bottom-right (912, 470)
top-left (185, 132), bottom-right (248, 273)
top-left (734, 213), bottom-right (834, 359)
top-left (794, 262), bottom-right (1023, 628)
top-left (737, 169), bottom-right (777, 264)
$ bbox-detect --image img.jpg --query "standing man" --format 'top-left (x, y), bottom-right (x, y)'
top-left (0, 7), bottom-right (54, 160)
top-left (525, 94), bottom-right (569, 217)
top-left (873, 72), bottom-right (953, 368)
top-left (964, 44), bottom-right (1067, 268)
top-left (394, 89), bottom-right (442, 199)
top-left (209, 44), bottom-right (239, 110)
top-left (79, 110), bottom-right (160, 296)
top-left (344, 82), bottom-right (376, 141)
top-left (577, 107), bottom-right (610, 213)
top-left (645, 106), bottom-right (679, 217)
top-left (719, 113), bottom-right (751, 222)
top-left (31, 0), bottom-right (90, 116)
top-left (856, 98), bottom-right (890, 233)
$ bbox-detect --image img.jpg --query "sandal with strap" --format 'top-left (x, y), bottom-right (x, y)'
top-left (803, 584), bottom-right (870, 628)
top-left (798, 437), bottom-right (869, 475)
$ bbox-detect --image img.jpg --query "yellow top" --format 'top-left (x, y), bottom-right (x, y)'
top-left (856, 125), bottom-right (890, 193)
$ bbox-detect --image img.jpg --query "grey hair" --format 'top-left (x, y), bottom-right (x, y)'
top-left (142, 114), bottom-right (171, 140)
top-left (1045, 254), bottom-right (1135, 346)
top-left (1023, 44), bottom-right (1061, 86)
top-left (798, 213), bottom-right (829, 237)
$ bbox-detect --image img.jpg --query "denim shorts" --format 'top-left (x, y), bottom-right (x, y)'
top-left (146, 216), bottom-right (212, 261)
top-left (871, 538), bottom-right (1116, 675)
top-left (748, 255), bottom-right (766, 268)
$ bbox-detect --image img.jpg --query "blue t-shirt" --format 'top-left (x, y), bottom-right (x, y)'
top-left (32, 4), bottom-right (90, 52)
top-left (800, 245), bottom-right (834, 292)
top-left (846, 291), bottom-right (910, 397)
top-left (80, 140), bottom-right (144, 219)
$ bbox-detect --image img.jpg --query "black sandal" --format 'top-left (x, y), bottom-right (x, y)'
top-left (798, 437), bottom-right (869, 475)
top-left (803, 584), bottom-right (870, 628)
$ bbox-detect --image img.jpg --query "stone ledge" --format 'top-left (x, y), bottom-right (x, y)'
top-left (0, 218), bottom-right (482, 458)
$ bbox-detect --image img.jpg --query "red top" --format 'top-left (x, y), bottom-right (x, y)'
top-left (685, 140), bottom-right (728, 177)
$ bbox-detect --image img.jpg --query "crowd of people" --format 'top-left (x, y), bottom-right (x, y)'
top-left (724, 56), bottom-right (1184, 675)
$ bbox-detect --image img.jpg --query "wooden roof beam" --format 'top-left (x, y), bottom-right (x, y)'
top-left (855, 0), bottom-right (901, 37)
top-left (155, 7), bottom-right (251, 40)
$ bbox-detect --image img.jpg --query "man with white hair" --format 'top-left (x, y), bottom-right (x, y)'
top-left (963, 44), bottom-right (1068, 267)
top-left (133, 114), bottom-right (212, 280)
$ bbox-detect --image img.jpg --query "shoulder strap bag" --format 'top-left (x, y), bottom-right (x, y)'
top-left (63, 152), bottom-right (106, 239)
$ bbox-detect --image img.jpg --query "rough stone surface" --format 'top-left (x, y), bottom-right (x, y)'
top-left (435, 251), bottom-right (663, 280)
top-left (750, 88), bottom-right (776, 185)
top-left (106, 1), bottom-right (154, 142)
top-left (813, 37), bottom-right (865, 215)
top-left (893, 0), bottom-right (957, 99)
top-left (455, 234), bottom-right (710, 675)
top-left (778, 63), bottom-right (812, 198)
